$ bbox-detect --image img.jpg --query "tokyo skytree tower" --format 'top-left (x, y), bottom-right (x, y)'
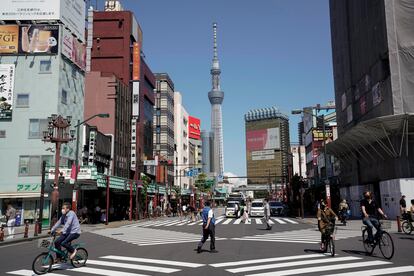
top-left (208, 23), bottom-right (224, 177)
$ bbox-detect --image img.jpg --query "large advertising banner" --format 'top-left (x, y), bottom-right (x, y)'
top-left (19, 25), bottom-right (59, 54)
top-left (132, 42), bottom-right (140, 81)
top-left (62, 28), bottom-right (86, 70)
top-left (1, 0), bottom-right (85, 41)
top-left (0, 26), bottom-right (19, 53)
top-left (189, 116), bottom-right (201, 140)
top-left (246, 127), bottom-right (280, 151)
top-left (0, 64), bottom-right (15, 121)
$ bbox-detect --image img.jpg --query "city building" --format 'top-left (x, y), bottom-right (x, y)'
top-left (154, 73), bottom-right (175, 187)
top-left (208, 23), bottom-right (225, 178)
top-left (244, 107), bottom-right (291, 194)
top-left (174, 92), bottom-right (190, 189)
top-left (201, 130), bottom-right (214, 174)
top-left (290, 144), bottom-right (306, 179)
top-left (329, 0), bottom-right (414, 218)
top-left (0, 0), bottom-right (86, 222)
top-left (189, 116), bottom-right (203, 170)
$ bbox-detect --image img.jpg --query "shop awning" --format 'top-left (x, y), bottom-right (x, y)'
top-left (326, 113), bottom-right (414, 160)
top-left (0, 193), bottom-right (49, 199)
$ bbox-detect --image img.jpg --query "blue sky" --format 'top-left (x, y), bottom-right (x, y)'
top-left (110, 0), bottom-right (335, 176)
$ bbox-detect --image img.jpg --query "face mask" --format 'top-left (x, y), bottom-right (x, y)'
top-left (61, 209), bottom-right (67, 215)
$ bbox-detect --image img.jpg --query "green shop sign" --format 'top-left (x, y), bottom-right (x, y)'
top-left (17, 183), bottom-right (41, 192)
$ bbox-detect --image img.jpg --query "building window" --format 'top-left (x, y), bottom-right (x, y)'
top-left (0, 130), bottom-right (5, 138)
top-left (39, 60), bottom-right (51, 73)
top-left (16, 94), bottom-right (29, 107)
top-left (18, 155), bottom-right (52, 176)
top-left (29, 119), bottom-right (48, 139)
top-left (61, 89), bottom-right (68, 104)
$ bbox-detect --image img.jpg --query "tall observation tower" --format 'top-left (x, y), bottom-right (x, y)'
top-left (208, 23), bottom-right (224, 177)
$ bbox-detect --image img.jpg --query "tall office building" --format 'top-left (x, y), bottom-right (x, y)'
top-left (208, 23), bottom-right (224, 177)
top-left (245, 107), bottom-right (290, 187)
top-left (329, 0), bottom-right (414, 218)
top-left (174, 92), bottom-right (190, 189)
top-left (201, 131), bottom-right (214, 174)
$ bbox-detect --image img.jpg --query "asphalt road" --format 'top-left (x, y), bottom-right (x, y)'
top-left (1, 217), bottom-right (413, 276)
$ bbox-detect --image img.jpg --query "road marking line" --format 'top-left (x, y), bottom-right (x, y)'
top-left (210, 254), bottom-right (326, 267)
top-left (214, 218), bottom-right (225, 224)
top-left (322, 266), bottom-right (414, 276)
top-left (255, 219), bottom-right (262, 224)
top-left (148, 220), bottom-right (178, 227)
top-left (234, 219), bottom-right (242, 224)
top-left (163, 221), bottom-right (184, 226)
top-left (101, 256), bottom-right (205, 268)
top-left (272, 218), bottom-right (287, 224)
top-left (245, 219), bottom-right (251, 224)
top-left (72, 266), bottom-right (150, 276)
top-left (282, 218), bottom-right (298, 224)
top-left (232, 238), bottom-right (318, 244)
top-left (7, 270), bottom-right (65, 276)
top-left (228, 256), bottom-right (360, 274)
top-left (136, 238), bottom-right (227, 246)
top-left (87, 260), bottom-right (179, 273)
top-left (245, 260), bottom-right (390, 276)
top-left (188, 220), bottom-right (202, 225)
top-left (222, 219), bottom-right (233, 224)
top-left (176, 221), bottom-right (192, 226)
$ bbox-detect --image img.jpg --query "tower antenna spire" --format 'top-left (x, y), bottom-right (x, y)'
top-left (213, 22), bottom-right (218, 60)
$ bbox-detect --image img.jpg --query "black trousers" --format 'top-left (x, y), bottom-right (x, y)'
top-left (198, 223), bottom-right (215, 250)
top-left (55, 233), bottom-right (80, 258)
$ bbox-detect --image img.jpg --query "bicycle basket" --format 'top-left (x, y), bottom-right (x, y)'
top-left (37, 237), bottom-right (53, 248)
top-left (380, 220), bottom-right (392, 230)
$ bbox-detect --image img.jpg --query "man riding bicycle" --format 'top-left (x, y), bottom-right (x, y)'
top-left (317, 200), bottom-right (337, 251)
top-left (360, 191), bottom-right (387, 244)
top-left (50, 202), bottom-right (81, 261)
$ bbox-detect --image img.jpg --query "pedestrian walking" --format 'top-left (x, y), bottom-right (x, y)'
top-left (400, 195), bottom-right (407, 215)
top-left (234, 203), bottom-right (240, 219)
top-left (197, 201), bottom-right (217, 253)
top-left (263, 198), bottom-right (272, 230)
top-left (242, 206), bottom-right (250, 223)
top-left (148, 200), bottom-right (153, 219)
top-left (182, 204), bottom-right (188, 220)
top-left (6, 204), bottom-right (16, 239)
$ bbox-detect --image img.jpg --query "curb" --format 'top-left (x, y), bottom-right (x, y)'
top-left (0, 233), bottom-right (49, 247)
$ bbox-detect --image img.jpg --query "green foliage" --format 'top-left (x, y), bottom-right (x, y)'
top-left (195, 173), bottom-right (214, 193)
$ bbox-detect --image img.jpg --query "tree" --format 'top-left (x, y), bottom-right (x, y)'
top-left (195, 173), bottom-right (210, 193)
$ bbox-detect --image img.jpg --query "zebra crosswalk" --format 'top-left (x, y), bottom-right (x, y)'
top-left (6, 254), bottom-right (205, 276)
top-left (94, 225), bottom-right (227, 246)
top-left (232, 228), bottom-right (362, 244)
top-left (210, 253), bottom-right (414, 276)
top-left (121, 216), bottom-right (300, 228)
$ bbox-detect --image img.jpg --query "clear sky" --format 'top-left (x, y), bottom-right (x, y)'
top-left (101, 0), bottom-right (335, 176)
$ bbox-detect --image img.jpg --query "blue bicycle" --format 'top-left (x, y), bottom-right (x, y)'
top-left (32, 234), bottom-right (88, 275)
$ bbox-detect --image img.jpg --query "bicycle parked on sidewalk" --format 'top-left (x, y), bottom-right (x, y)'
top-left (361, 219), bottom-right (394, 260)
top-left (32, 234), bottom-right (88, 275)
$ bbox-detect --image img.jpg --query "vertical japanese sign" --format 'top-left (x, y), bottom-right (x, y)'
top-left (0, 64), bottom-right (15, 120)
top-left (132, 42), bottom-right (140, 80)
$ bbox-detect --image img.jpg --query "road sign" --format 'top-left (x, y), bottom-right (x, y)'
top-left (144, 160), bottom-right (158, 166)
top-left (325, 184), bottom-right (331, 197)
top-left (217, 175), bottom-right (223, 182)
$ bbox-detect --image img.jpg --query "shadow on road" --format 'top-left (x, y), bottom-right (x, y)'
top-left (304, 248), bottom-right (324, 254)
top-left (341, 249), bottom-right (380, 258)
top-left (399, 236), bottom-right (414, 241)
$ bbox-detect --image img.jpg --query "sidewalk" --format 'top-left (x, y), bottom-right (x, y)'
top-left (0, 218), bottom-right (146, 247)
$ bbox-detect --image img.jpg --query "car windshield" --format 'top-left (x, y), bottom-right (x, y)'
top-left (270, 202), bottom-right (283, 207)
top-left (252, 202), bottom-right (263, 207)
top-left (227, 202), bottom-right (236, 208)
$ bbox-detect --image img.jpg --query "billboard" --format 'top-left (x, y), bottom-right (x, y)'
top-left (0, 26), bottom-right (19, 53)
top-left (189, 116), bottom-right (201, 140)
top-left (246, 127), bottom-right (280, 151)
top-left (62, 28), bottom-right (86, 70)
top-left (1, 0), bottom-right (85, 41)
top-left (132, 82), bottom-right (140, 117)
top-left (0, 64), bottom-right (15, 120)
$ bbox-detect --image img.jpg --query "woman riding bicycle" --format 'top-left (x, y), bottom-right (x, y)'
top-left (360, 191), bottom-right (387, 244)
top-left (317, 200), bottom-right (338, 251)
top-left (50, 202), bottom-right (81, 262)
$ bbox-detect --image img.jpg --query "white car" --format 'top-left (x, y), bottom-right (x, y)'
top-left (250, 200), bottom-right (265, 217)
top-left (225, 201), bottom-right (239, 218)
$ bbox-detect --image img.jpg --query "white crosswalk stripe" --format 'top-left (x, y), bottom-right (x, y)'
top-left (7, 255), bottom-right (205, 276)
top-left (122, 217), bottom-right (301, 228)
top-left (233, 228), bottom-right (362, 244)
top-left (94, 226), bottom-right (226, 246)
top-left (210, 253), bottom-right (408, 276)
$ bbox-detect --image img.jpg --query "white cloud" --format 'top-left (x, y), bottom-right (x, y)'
top-left (224, 172), bottom-right (247, 187)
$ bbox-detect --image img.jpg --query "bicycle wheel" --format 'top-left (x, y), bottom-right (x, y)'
top-left (71, 247), bottom-right (88, 268)
top-left (32, 252), bottom-right (53, 275)
top-left (327, 237), bottom-right (335, 257)
top-left (379, 231), bottom-right (394, 260)
top-left (362, 229), bottom-right (374, 255)
top-left (402, 221), bottom-right (413, 235)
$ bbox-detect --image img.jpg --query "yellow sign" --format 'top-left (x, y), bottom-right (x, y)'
top-left (0, 25), bottom-right (19, 53)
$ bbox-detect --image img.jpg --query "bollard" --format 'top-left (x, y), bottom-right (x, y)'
top-left (397, 216), bottom-right (402, 232)
top-left (0, 225), bottom-right (4, 241)
top-left (24, 220), bottom-right (29, 238)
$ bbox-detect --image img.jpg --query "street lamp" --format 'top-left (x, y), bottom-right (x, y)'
top-left (42, 115), bottom-right (75, 227)
top-left (72, 113), bottom-right (110, 212)
top-left (291, 108), bottom-right (332, 209)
